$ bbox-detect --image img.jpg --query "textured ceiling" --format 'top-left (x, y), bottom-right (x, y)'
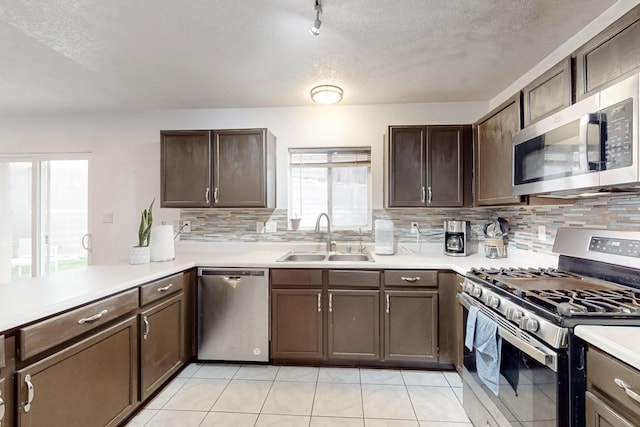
top-left (0, 0), bottom-right (618, 114)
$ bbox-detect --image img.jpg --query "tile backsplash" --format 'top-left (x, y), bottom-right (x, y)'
top-left (180, 194), bottom-right (640, 255)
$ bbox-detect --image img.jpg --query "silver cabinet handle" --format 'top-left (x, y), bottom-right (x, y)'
top-left (614, 378), bottom-right (640, 403)
top-left (157, 283), bottom-right (173, 292)
top-left (329, 293), bottom-right (333, 313)
top-left (205, 187), bottom-right (210, 203)
top-left (78, 309), bottom-right (108, 324)
top-left (401, 276), bottom-right (421, 283)
top-left (421, 186), bottom-right (426, 203)
top-left (0, 388), bottom-right (5, 422)
top-left (23, 374), bottom-right (34, 413)
top-left (386, 294), bottom-right (390, 313)
top-left (427, 186), bottom-right (432, 203)
top-left (213, 187), bottom-right (219, 203)
top-left (317, 293), bottom-right (322, 312)
top-left (143, 315), bottom-right (150, 340)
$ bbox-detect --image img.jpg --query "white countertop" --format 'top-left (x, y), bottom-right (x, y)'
top-left (0, 241), bottom-right (558, 333)
top-left (575, 325), bottom-right (640, 370)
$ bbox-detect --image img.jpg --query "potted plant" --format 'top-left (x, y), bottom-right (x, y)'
top-left (129, 199), bottom-right (154, 264)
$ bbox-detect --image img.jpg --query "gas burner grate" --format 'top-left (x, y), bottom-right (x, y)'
top-left (521, 288), bottom-right (640, 317)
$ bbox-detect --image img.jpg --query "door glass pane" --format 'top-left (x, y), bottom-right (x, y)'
top-left (40, 160), bottom-right (89, 274)
top-left (0, 161), bottom-right (33, 282)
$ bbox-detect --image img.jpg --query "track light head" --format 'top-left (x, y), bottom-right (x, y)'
top-left (310, 0), bottom-right (322, 36)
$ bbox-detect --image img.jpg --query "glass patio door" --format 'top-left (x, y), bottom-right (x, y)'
top-left (0, 157), bottom-right (88, 283)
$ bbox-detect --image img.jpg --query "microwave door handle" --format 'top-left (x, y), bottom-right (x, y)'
top-left (579, 113), bottom-right (605, 172)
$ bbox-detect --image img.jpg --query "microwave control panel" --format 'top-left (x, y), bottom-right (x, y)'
top-left (602, 97), bottom-right (633, 170)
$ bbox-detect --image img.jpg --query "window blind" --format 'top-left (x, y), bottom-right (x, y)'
top-left (289, 148), bottom-right (371, 168)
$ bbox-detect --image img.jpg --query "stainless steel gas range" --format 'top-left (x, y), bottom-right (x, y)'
top-left (458, 227), bottom-right (640, 427)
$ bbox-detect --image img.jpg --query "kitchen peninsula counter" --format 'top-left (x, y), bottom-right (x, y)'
top-left (575, 325), bottom-right (640, 370)
top-left (0, 242), bottom-right (558, 333)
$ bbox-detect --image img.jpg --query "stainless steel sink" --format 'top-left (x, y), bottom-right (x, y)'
top-left (276, 251), bottom-right (374, 262)
top-left (327, 253), bottom-right (374, 262)
top-left (276, 252), bottom-right (326, 262)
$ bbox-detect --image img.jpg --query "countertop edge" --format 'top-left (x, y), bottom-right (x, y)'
top-left (575, 325), bottom-right (640, 370)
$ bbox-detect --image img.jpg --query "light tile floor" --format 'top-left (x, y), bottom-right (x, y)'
top-left (126, 363), bottom-right (471, 427)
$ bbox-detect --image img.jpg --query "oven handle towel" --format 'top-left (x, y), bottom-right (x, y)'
top-left (465, 305), bottom-right (503, 395)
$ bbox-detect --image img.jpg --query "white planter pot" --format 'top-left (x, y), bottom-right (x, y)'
top-left (129, 246), bottom-right (151, 265)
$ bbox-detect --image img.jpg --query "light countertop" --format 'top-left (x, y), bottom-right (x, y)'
top-left (575, 325), bottom-right (640, 370)
top-left (0, 241), bottom-right (558, 333)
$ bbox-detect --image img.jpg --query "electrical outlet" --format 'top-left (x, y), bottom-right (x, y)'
top-left (182, 220), bottom-right (191, 233)
top-left (265, 220), bottom-right (277, 233)
top-left (411, 222), bottom-right (419, 234)
top-left (256, 221), bottom-right (265, 233)
top-left (538, 225), bottom-right (546, 241)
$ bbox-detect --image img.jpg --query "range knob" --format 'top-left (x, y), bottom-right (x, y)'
top-left (463, 281), bottom-right (475, 294)
top-left (487, 296), bottom-right (500, 309)
top-left (521, 317), bottom-right (540, 332)
top-left (472, 287), bottom-right (483, 298)
top-left (506, 308), bottom-right (524, 322)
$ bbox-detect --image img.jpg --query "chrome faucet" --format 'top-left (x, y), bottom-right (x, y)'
top-left (314, 213), bottom-right (333, 252)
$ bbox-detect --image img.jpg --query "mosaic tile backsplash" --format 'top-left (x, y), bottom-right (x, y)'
top-left (180, 194), bottom-right (640, 255)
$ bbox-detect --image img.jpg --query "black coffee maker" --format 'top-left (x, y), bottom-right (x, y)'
top-left (444, 220), bottom-right (469, 256)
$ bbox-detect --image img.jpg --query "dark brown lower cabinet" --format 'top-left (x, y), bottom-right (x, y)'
top-left (384, 290), bottom-right (438, 362)
top-left (271, 289), bottom-right (323, 360)
top-left (140, 293), bottom-right (184, 400)
top-left (328, 290), bottom-right (380, 360)
top-left (16, 316), bottom-right (138, 427)
top-left (586, 391), bottom-right (636, 427)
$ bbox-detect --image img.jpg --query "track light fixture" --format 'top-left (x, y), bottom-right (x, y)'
top-left (310, 0), bottom-right (322, 36)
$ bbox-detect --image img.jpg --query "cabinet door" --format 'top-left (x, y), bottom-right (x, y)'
top-left (586, 391), bottom-right (636, 427)
top-left (213, 129), bottom-right (267, 207)
top-left (328, 290), bottom-right (380, 360)
top-left (575, 5), bottom-right (640, 101)
top-left (16, 316), bottom-right (138, 427)
top-left (474, 93), bottom-right (523, 206)
top-left (522, 57), bottom-right (572, 126)
top-left (384, 290), bottom-right (438, 362)
top-left (426, 126), bottom-right (465, 207)
top-left (388, 126), bottom-right (426, 207)
top-left (161, 130), bottom-right (212, 208)
top-left (140, 293), bottom-right (184, 400)
top-left (272, 289), bottom-right (323, 360)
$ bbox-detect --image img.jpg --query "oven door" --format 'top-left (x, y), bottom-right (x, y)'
top-left (458, 292), bottom-right (564, 427)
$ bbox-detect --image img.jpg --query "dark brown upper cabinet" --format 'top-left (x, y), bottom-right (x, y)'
top-left (522, 57), bottom-right (572, 126)
top-left (575, 4), bottom-right (640, 101)
top-left (161, 128), bottom-right (276, 208)
top-left (161, 130), bottom-right (211, 208)
top-left (474, 93), bottom-right (524, 206)
top-left (387, 125), bottom-right (472, 208)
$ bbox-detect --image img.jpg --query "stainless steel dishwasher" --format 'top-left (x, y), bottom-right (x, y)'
top-left (197, 268), bottom-right (269, 362)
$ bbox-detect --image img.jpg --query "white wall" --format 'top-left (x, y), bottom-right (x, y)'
top-left (0, 102), bottom-right (485, 264)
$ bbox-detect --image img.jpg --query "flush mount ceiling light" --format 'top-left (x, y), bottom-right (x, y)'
top-left (310, 0), bottom-right (322, 36)
top-left (310, 85), bottom-right (343, 104)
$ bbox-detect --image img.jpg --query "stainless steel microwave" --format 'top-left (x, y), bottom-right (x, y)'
top-left (512, 73), bottom-right (639, 197)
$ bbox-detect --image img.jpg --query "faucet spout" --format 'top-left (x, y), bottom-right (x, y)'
top-left (314, 213), bottom-right (332, 252)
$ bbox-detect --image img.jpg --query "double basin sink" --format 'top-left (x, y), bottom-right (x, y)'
top-left (276, 251), bottom-right (374, 262)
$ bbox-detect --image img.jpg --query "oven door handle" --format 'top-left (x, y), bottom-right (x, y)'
top-left (458, 292), bottom-right (558, 372)
top-left (497, 326), bottom-right (558, 372)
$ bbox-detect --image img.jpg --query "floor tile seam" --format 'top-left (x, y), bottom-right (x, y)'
top-left (255, 378), bottom-right (277, 417)
top-left (205, 377), bottom-right (233, 412)
top-left (152, 377), bottom-right (190, 410)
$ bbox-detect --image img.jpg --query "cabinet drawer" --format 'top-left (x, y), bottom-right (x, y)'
top-left (19, 288), bottom-right (139, 361)
top-left (588, 346), bottom-right (640, 420)
top-left (140, 272), bottom-right (185, 306)
top-left (271, 269), bottom-right (322, 287)
top-left (384, 270), bottom-right (437, 287)
top-left (0, 335), bottom-right (4, 369)
top-left (328, 270), bottom-right (380, 288)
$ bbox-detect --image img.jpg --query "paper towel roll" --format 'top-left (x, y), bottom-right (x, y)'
top-left (150, 225), bottom-right (175, 262)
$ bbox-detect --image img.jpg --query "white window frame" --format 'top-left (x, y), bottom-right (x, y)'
top-left (288, 147), bottom-right (372, 230)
